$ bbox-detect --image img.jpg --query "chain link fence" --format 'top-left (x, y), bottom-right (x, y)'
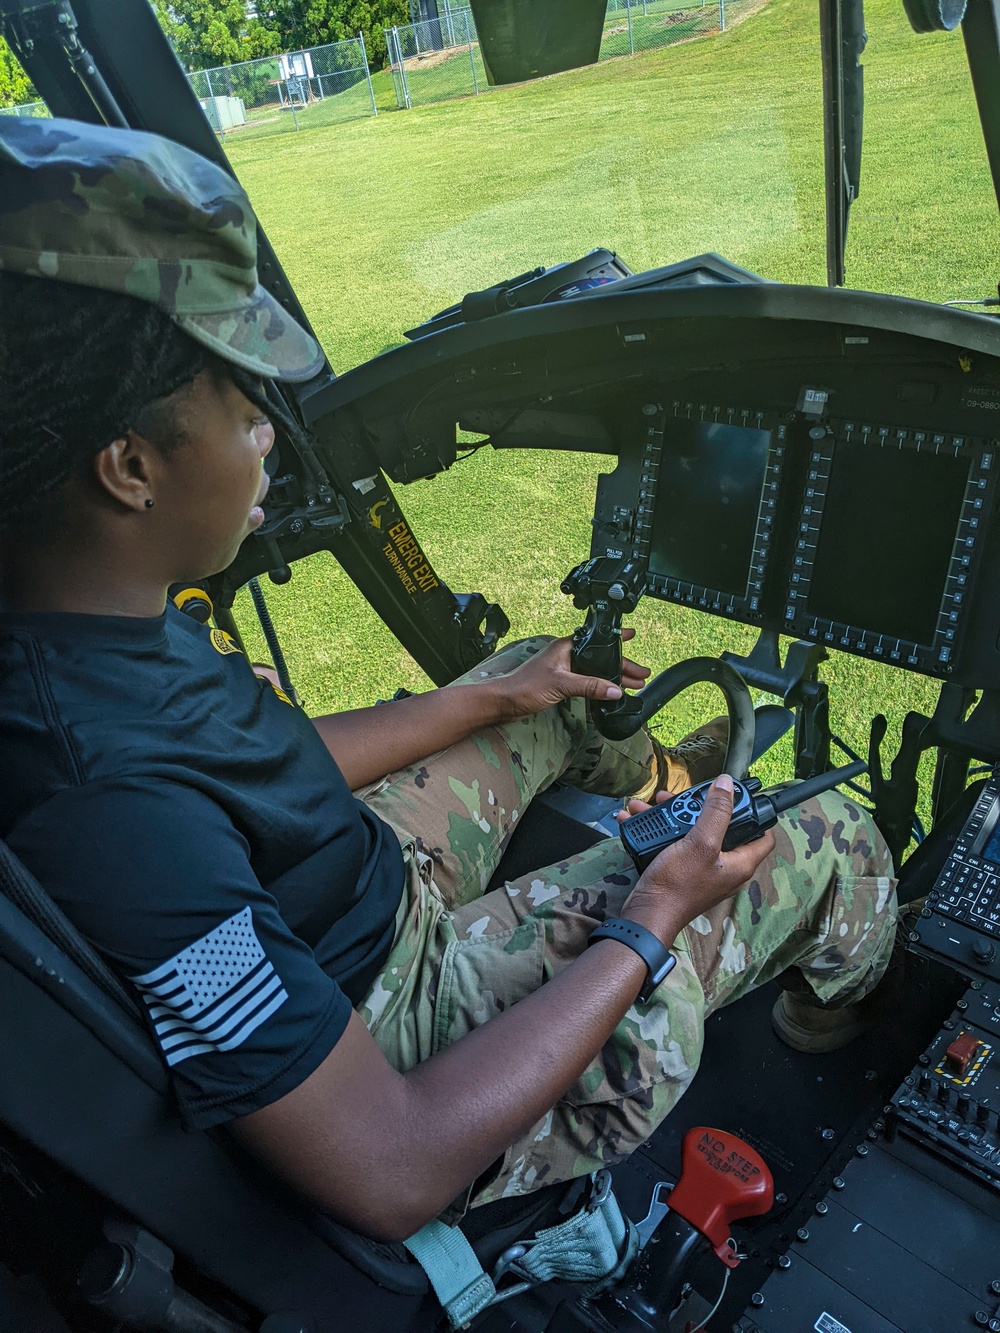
top-left (600, 0), bottom-right (744, 57)
top-left (388, 0), bottom-right (757, 109)
top-left (0, 100), bottom-right (49, 117)
top-left (387, 9), bottom-right (485, 111)
top-left (187, 35), bottom-right (377, 142)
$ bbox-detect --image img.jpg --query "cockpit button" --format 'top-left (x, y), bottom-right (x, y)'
top-left (945, 1031), bottom-right (981, 1075)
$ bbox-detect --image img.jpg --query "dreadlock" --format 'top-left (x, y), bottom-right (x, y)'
top-left (0, 272), bottom-right (303, 537)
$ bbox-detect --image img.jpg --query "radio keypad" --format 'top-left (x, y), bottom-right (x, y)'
top-left (934, 860), bottom-right (1000, 935)
top-left (931, 784), bottom-right (1000, 943)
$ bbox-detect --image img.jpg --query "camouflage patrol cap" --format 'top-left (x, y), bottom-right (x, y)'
top-left (0, 116), bottom-right (324, 383)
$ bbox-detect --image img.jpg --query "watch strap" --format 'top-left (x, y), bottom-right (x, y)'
top-left (587, 916), bottom-right (676, 1004)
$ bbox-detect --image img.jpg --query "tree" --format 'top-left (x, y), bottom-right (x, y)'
top-left (154, 0), bottom-right (410, 73)
top-left (152, 1), bottom-right (281, 72)
top-left (0, 36), bottom-right (37, 108)
top-left (254, 0), bottom-right (410, 68)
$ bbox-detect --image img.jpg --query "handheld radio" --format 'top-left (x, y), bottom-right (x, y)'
top-left (619, 760), bottom-right (868, 872)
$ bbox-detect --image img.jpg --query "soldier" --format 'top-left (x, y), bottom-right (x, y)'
top-left (0, 117), bottom-right (896, 1239)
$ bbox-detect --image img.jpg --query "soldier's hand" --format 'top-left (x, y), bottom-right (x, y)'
top-left (621, 775), bottom-right (775, 945)
top-left (491, 630), bottom-right (650, 723)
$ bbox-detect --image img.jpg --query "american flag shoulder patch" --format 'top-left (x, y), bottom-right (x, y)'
top-left (130, 907), bottom-right (288, 1068)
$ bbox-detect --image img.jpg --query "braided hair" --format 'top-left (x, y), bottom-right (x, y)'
top-left (0, 272), bottom-right (301, 537)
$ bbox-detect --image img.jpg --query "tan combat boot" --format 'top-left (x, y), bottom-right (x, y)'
top-left (771, 992), bottom-right (867, 1054)
top-left (634, 716), bottom-right (731, 802)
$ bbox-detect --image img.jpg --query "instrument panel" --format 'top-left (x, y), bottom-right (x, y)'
top-left (599, 398), bottom-right (999, 682)
top-left (306, 276), bottom-right (1000, 689)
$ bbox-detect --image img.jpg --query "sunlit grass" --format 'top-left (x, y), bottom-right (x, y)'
top-left (226, 0), bottom-right (997, 817)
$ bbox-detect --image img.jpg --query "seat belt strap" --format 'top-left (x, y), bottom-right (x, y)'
top-left (511, 1174), bottom-right (638, 1290)
top-left (403, 1173), bottom-right (638, 1328)
top-left (403, 1218), bottom-right (497, 1329)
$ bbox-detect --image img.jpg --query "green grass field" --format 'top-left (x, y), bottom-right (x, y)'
top-left (223, 0), bottom-right (998, 804)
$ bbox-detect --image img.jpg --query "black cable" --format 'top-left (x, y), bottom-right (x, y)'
top-left (453, 442), bottom-right (489, 463)
top-left (248, 577), bottom-right (296, 701)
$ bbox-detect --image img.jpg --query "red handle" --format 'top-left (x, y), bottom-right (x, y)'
top-left (665, 1126), bottom-right (774, 1267)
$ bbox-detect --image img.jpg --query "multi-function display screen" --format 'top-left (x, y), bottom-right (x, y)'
top-left (648, 421), bottom-right (771, 599)
top-left (807, 441), bottom-right (970, 648)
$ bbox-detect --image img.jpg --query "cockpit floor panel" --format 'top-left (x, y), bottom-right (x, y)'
top-left (606, 950), bottom-right (964, 1327)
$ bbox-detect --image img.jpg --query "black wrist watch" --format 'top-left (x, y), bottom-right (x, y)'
top-left (587, 916), bottom-right (676, 1004)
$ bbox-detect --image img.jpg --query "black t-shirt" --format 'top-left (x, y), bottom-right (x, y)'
top-left (0, 605), bottom-right (404, 1129)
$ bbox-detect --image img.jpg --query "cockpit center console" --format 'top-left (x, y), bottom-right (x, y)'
top-left (584, 395), bottom-right (998, 686)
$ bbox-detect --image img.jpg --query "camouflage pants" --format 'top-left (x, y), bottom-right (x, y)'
top-left (356, 638), bottom-right (897, 1215)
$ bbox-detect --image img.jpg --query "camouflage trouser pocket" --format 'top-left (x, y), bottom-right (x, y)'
top-left (794, 872), bottom-right (897, 1006)
top-left (431, 917), bottom-right (546, 1055)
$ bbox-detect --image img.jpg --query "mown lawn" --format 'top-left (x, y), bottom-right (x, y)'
top-left (223, 0), bottom-right (998, 804)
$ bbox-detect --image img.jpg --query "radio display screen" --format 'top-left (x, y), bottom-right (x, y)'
top-left (978, 806), bottom-right (1000, 866)
top-left (807, 441), bottom-right (969, 647)
top-left (648, 421), bottom-right (771, 599)
top-left (982, 828), bottom-right (1000, 865)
